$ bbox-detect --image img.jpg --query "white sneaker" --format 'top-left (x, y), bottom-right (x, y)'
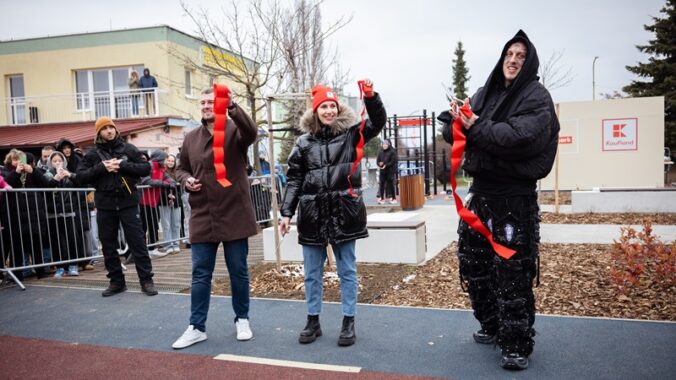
top-left (149, 249), bottom-right (168, 259)
top-left (172, 246), bottom-right (181, 253)
top-left (236, 319), bottom-right (253, 341)
top-left (172, 325), bottom-right (207, 349)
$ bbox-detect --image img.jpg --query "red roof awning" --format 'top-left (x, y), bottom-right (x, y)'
top-left (0, 117), bottom-right (170, 149)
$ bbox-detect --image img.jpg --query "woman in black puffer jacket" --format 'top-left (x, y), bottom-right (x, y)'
top-left (280, 79), bottom-right (386, 347)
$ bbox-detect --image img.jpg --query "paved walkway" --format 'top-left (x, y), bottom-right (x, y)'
top-left (0, 286), bottom-right (674, 379)
top-left (3, 196), bottom-right (675, 378)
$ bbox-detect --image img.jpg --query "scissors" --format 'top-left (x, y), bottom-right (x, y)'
top-left (440, 82), bottom-right (465, 106)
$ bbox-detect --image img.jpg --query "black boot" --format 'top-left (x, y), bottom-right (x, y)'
top-left (141, 281), bottom-right (158, 296)
top-left (338, 316), bottom-right (355, 346)
top-left (299, 315), bottom-right (322, 344)
top-left (473, 328), bottom-right (496, 344)
top-left (102, 282), bottom-right (127, 297)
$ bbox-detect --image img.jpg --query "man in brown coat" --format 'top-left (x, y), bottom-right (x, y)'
top-left (172, 87), bottom-right (259, 349)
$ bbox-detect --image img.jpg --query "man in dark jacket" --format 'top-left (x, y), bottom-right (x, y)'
top-left (77, 117), bottom-right (158, 297)
top-left (439, 30), bottom-right (559, 370)
top-left (172, 86), bottom-right (258, 349)
top-left (376, 139), bottom-right (398, 204)
top-left (139, 68), bottom-right (158, 116)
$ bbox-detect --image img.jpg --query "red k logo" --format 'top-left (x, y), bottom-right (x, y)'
top-left (613, 124), bottom-right (626, 138)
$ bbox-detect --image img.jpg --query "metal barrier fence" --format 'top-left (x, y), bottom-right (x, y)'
top-left (0, 175), bottom-right (281, 289)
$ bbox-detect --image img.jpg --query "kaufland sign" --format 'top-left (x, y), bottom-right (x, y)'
top-left (602, 118), bottom-right (638, 151)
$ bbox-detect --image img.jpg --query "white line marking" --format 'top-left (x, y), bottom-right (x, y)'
top-left (214, 354), bottom-right (361, 373)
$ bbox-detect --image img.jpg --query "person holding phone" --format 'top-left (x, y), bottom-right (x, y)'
top-left (77, 117), bottom-right (159, 297)
top-left (172, 86), bottom-right (259, 349)
top-left (2, 150), bottom-right (50, 281)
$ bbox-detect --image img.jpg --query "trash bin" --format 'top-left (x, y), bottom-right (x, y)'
top-left (399, 173), bottom-right (425, 210)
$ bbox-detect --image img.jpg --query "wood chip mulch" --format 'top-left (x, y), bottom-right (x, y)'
top-left (541, 212), bottom-right (676, 225)
top-left (374, 242), bottom-right (675, 321)
top-left (213, 242), bottom-right (675, 321)
top-left (211, 212), bottom-right (675, 322)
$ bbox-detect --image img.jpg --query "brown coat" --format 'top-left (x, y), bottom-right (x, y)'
top-left (175, 103), bottom-right (258, 243)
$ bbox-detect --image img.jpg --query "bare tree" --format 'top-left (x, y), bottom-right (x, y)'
top-left (177, 0), bottom-right (352, 164)
top-left (539, 50), bottom-right (574, 91)
top-left (177, 0), bottom-right (286, 171)
top-left (262, 0), bottom-right (353, 161)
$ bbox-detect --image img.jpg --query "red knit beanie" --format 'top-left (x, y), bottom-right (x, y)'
top-left (311, 85), bottom-right (339, 112)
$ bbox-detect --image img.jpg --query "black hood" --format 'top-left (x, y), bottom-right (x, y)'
top-left (474, 30), bottom-right (540, 121)
top-left (56, 138), bottom-right (75, 152)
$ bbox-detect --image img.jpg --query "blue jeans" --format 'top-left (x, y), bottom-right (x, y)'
top-left (190, 239), bottom-right (249, 332)
top-left (159, 206), bottom-right (181, 249)
top-left (303, 240), bottom-right (357, 317)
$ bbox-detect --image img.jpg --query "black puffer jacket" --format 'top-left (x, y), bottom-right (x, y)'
top-left (2, 164), bottom-right (50, 235)
top-left (281, 94), bottom-right (387, 245)
top-left (439, 30), bottom-right (559, 196)
top-left (376, 145), bottom-right (398, 175)
top-left (76, 137), bottom-right (151, 211)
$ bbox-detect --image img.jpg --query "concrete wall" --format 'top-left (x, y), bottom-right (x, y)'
top-left (263, 224), bottom-right (427, 264)
top-left (572, 189), bottom-right (676, 213)
top-left (125, 125), bottom-right (191, 157)
top-left (541, 96), bottom-right (664, 190)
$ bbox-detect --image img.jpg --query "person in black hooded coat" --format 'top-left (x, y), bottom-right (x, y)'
top-left (56, 138), bottom-right (92, 270)
top-left (280, 79), bottom-right (386, 347)
top-left (2, 151), bottom-right (50, 281)
top-left (376, 139), bottom-right (398, 204)
top-left (439, 30), bottom-right (559, 370)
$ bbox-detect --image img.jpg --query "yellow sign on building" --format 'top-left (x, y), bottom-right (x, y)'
top-left (202, 46), bottom-right (246, 74)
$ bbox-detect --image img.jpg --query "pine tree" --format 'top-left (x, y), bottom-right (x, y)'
top-left (623, 0), bottom-right (676, 150)
top-left (452, 41), bottom-right (471, 100)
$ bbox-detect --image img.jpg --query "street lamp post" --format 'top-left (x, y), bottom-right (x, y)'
top-left (592, 56), bottom-right (599, 100)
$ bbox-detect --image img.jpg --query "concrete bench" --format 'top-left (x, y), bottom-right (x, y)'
top-left (262, 216), bottom-right (426, 264)
top-left (572, 187), bottom-right (676, 213)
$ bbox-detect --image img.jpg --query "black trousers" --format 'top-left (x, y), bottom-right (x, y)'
top-left (98, 206), bottom-right (153, 286)
top-left (457, 193), bottom-right (539, 356)
top-left (378, 170), bottom-right (397, 199)
top-left (48, 216), bottom-right (86, 270)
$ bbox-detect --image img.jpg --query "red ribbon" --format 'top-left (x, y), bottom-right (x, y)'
top-left (212, 84), bottom-right (232, 188)
top-left (450, 103), bottom-right (516, 259)
top-left (347, 80), bottom-right (368, 197)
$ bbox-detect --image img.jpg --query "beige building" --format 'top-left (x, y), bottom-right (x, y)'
top-left (0, 25), bottom-right (250, 155)
top-left (541, 96), bottom-right (665, 190)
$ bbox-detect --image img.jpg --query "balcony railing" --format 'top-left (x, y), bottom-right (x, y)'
top-left (0, 88), bottom-right (167, 125)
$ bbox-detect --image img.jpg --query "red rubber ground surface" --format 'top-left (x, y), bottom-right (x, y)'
top-left (0, 336), bottom-right (443, 379)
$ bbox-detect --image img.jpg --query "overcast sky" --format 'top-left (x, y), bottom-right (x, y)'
top-left (1, 0), bottom-right (666, 115)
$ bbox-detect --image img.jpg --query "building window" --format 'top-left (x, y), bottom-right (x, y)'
top-left (7, 75), bottom-right (26, 124)
top-left (74, 65), bottom-right (144, 117)
top-left (185, 69), bottom-right (192, 95)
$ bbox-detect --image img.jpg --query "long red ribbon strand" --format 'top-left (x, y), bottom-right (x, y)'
top-left (347, 80), bottom-right (367, 197)
top-left (213, 84), bottom-right (232, 188)
top-left (450, 103), bottom-right (516, 259)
